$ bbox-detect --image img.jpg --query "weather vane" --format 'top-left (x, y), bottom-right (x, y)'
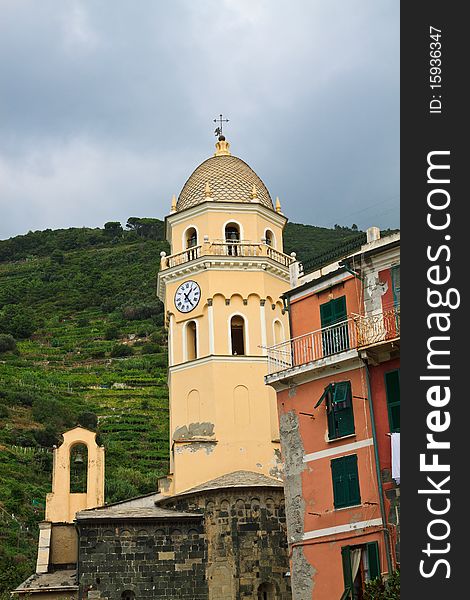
top-left (214, 114), bottom-right (229, 138)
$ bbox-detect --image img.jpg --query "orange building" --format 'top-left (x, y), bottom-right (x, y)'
top-left (265, 228), bottom-right (400, 600)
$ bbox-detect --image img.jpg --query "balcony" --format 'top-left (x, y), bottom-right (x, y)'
top-left (161, 240), bottom-right (296, 270)
top-left (266, 305), bottom-right (400, 377)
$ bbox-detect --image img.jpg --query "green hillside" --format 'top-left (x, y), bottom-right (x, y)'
top-left (0, 218), bottom-right (367, 596)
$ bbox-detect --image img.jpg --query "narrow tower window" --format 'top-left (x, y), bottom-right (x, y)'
top-left (185, 227), bottom-right (198, 261)
top-left (186, 321), bottom-right (197, 360)
top-left (265, 230), bottom-right (274, 247)
top-left (186, 227), bottom-right (197, 248)
top-left (70, 443), bottom-right (88, 493)
top-left (225, 223), bottom-right (240, 256)
top-left (231, 316), bottom-right (245, 355)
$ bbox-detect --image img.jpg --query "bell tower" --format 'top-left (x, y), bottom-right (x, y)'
top-left (157, 136), bottom-right (293, 495)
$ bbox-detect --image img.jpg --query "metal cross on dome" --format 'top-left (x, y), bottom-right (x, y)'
top-left (214, 114), bottom-right (229, 137)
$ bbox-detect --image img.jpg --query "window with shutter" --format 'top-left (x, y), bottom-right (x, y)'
top-left (391, 265), bottom-right (400, 306)
top-left (325, 381), bottom-right (355, 439)
top-left (320, 296), bottom-right (349, 355)
top-left (341, 546), bottom-right (353, 599)
top-left (341, 541), bottom-right (382, 599)
top-left (331, 454), bottom-right (361, 508)
top-left (366, 541), bottom-right (381, 581)
top-left (385, 370), bottom-right (400, 432)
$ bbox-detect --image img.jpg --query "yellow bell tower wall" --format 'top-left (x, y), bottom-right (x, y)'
top-left (157, 139), bottom-right (293, 495)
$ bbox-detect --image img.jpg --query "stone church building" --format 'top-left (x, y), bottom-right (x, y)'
top-left (12, 136), bottom-right (297, 600)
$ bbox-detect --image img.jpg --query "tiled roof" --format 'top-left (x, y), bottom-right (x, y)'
top-left (177, 155), bottom-right (273, 211)
top-left (12, 570), bottom-right (78, 594)
top-left (160, 470), bottom-right (283, 501)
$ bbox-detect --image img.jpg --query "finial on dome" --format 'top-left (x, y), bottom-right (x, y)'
top-left (204, 181), bottom-right (213, 200)
top-left (275, 196), bottom-right (282, 213)
top-left (213, 114), bottom-right (231, 156)
top-left (171, 194), bottom-right (177, 213)
top-left (251, 184), bottom-right (258, 200)
top-left (214, 137), bottom-right (231, 157)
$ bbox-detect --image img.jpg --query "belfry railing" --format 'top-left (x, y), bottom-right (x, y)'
top-left (161, 241), bottom-right (295, 270)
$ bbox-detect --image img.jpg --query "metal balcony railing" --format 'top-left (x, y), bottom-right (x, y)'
top-left (161, 241), bottom-right (295, 270)
top-left (267, 305), bottom-right (400, 376)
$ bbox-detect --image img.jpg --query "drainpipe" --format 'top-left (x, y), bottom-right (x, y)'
top-left (362, 359), bottom-right (394, 575)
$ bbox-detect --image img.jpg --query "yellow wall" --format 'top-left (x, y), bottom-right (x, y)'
top-left (167, 202), bottom-right (285, 255)
top-left (168, 358), bottom-right (281, 492)
top-left (166, 270), bottom-right (288, 365)
top-left (46, 428), bottom-right (105, 523)
top-left (158, 198), bottom-right (291, 496)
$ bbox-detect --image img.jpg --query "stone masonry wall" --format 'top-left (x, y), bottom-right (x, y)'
top-left (77, 518), bottom-right (207, 600)
top-left (161, 488), bottom-right (291, 600)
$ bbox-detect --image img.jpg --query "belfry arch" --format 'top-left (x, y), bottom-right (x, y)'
top-left (45, 427), bottom-right (105, 523)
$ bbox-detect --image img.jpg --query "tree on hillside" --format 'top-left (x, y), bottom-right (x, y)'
top-left (0, 334), bottom-right (17, 353)
top-left (104, 221), bottom-right (123, 237)
top-left (0, 305), bottom-right (39, 339)
top-left (126, 217), bottom-right (164, 240)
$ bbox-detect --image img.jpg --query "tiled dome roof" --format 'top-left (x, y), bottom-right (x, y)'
top-left (177, 153), bottom-right (273, 211)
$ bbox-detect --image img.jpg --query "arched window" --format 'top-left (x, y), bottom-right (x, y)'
top-left (231, 316), bottom-right (245, 356)
top-left (265, 230), bottom-right (274, 247)
top-left (70, 443), bottom-right (88, 493)
top-left (225, 223), bottom-right (240, 256)
top-left (185, 227), bottom-right (197, 248)
top-left (121, 591), bottom-right (135, 600)
top-left (185, 320), bottom-right (197, 361)
top-left (258, 582), bottom-right (275, 600)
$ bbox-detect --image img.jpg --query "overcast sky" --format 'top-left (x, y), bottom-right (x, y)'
top-left (0, 0), bottom-right (399, 240)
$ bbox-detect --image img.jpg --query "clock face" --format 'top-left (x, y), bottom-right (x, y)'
top-left (174, 280), bottom-right (201, 313)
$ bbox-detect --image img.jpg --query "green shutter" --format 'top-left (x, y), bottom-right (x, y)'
top-left (320, 296), bottom-right (347, 327)
top-left (385, 370), bottom-right (400, 432)
top-left (391, 265), bottom-right (400, 306)
top-left (366, 541), bottom-right (381, 581)
top-left (331, 458), bottom-right (347, 508)
top-left (345, 455), bottom-right (361, 506)
top-left (328, 382), bottom-right (355, 439)
top-left (314, 384), bottom-right (332, 408)
top-left (333, 381), bottom-right (350, 404)
top-left (337, 406), bottom-right (355, 437)
top-left (332, 455), bottom-right (360, 508)
top-left (341, 546), bottom-right (353, 599)
top-left (320, 300), bottom-right (334, 327)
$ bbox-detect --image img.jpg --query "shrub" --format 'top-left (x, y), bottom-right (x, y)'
top-left (6, 390), bottom-right (35, 407)
top-left (0, 334), bottom-right (17, 353)
top-left (141, 343), bottom-right (161, 355)
top-left (0, 404), bottom-right (9, 419)
top-left (101, 300), bottom-right (118, 313)
top-left (364, 569), bottom-right (400, 600)
top-left (77, 317), bottom-right (89, 327)
top-left (121, 302), bottom-right (162, 321)
top-left (0, 305), bottom-right (39, 339)
top-left (150, 330), bottom-right (166, 345)
top-left (104, 325), bottom-right (120, 340)
top-left (32, 396), bottom-right (74, 430)
top-left (77, 411), bottom-right (98, 430)
top-left (33, 426), bottom-right (60, 447)
top-left (8, 429), bottom-right (37, 447)
top-left (110, 344), bottom-right (133, 358)
top-left (90, 349), bottom-right (106, 359)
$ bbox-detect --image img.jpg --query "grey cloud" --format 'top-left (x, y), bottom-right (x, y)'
top-left (0, 0), bottom-right (398, 239)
